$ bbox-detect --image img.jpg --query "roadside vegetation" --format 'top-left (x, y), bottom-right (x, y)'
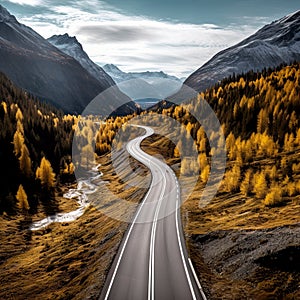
top-left (0, 62), bottom-right (299, 299)
top-left (141, 62), bottom-right (300, 299)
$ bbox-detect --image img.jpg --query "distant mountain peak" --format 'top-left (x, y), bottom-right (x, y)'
top-left (103, 64), bottom-right (182, 83)
top-left (102, 64), bottom-right (183, 100)
top-left (181, 9), bottom-right (300, 93)
top-left (48, 34), bottom-right (115, 86)
top-left (48, 33), bottom-right (82, 49)
top-left (103, 64), bottom-right (123, 73)
top-left (0, 5), bottom-right (128, 114)
top-left (0, 4), bottom-right (17, 22)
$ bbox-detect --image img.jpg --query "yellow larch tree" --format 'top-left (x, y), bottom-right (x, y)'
top-left (19, 144), bottom-right (32, 177)
top-left (1, 101), bottom-right (7, 114)
top-left (224, 164), bottom-right (241, 192)
top-left (16, 184), bottom-right (30, 212)
top-left (15, 108), bottom-right (23, 121)
top-left (264, 185), bottom-right (282, 207)
top-left (36, 157), bottom-right (56, 189)
top-left (240, 169), bottom-right (252, 196)
top-left (200, 165), bottom-right (210, 183)
top-left (13, 130), bottom-right (25, 157)
top-left (253, 171), bottom-right (268, 199)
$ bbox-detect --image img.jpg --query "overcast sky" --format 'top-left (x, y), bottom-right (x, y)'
top-left (2, 0), bottom-right (299, 77)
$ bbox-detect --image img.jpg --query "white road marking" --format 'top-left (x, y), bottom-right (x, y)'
top-left (104, 131), bottom-right (154, 300)
top-left (104, 126), bottom-right (202, 300)
top-left (148, 161), bottom-right (167, 300)
top-left (175, 198), bottom-right (197, 300)
top-left (188, 258), bottom-right (208, 300)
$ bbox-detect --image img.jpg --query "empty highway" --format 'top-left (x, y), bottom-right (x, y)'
top-left (100, 126), bottom-right (206, 300)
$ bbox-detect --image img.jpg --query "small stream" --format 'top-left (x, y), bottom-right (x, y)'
top-left (30, 164), bottom-right (102, 231)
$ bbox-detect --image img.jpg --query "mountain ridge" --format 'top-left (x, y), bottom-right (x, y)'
top-left (182, 10), bottom-right (300, 93)
top-left (47, 34), bottom-right (115, 86)
top-left (103, 63), bottom-right (182, 83)
top-left (103, 64), bottom-right (183, 101)
top-left (0, 5), bottom-right (135, 115)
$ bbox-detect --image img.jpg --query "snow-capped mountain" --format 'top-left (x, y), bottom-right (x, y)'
top-left (103, 64), bottom-right (183, 101)
top-left (103, 64), bottom-right (181, 84)
top-left (47, 34), bottom-right (115, 86)
top-left (0, 5), bottom-right (135, 115)
top-left (184, 10), bottom-right (300, 92)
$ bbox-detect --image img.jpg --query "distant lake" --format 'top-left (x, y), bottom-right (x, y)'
top-left (134, 98), bottom-right (161, 109)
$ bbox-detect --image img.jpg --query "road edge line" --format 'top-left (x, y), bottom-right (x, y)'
top-left (103, 131), bottom-right (153, 300)
top-left (175, 199), bottom-right (197, 300)
top-left (188, 258), bottom-right (208, 300)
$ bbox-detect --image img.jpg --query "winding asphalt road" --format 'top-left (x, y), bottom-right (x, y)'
top-left (99, 126), bottom-right (206, 300)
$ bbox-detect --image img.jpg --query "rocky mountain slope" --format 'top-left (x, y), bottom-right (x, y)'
top-left (183, 10), bottom-right (300, 92)
top-left (47, 34), bottom-right (115, 86)
top-left (0, 5), bottom-right (134, 115)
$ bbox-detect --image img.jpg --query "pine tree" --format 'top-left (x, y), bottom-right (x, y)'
top-left (224, 164), bottom-right (241, 192)
top-left (268, 165), bottom-right (277, 181)
top-left (264, 185), bottom-right (282, 207)
top-left (16, 184), bottom-right (30, 212)
top-left (201, 165), bottom-right (210, 183)
top-left (15, 108), bottom-right (23, 121)
top-left (36, 157), bottom-right (56, 189)
top-left (226, 132), bottom-right (235, 160)
top-left (257, 109), bottom-right (268, 134)
top-left (198, 153), bottom-right (208, 169)
top-left (19, 144), bottom-right (32, 177)
top-left (13, 130), bottom-right (25, 157)
top-left (253, 171), bottom-right (268, 198)
top-left (1, 101), bottom-right (7, 114)
top-left (16, 120), bottom-right (24, 134)
top-left (240, 169), bottom-right (252, 196)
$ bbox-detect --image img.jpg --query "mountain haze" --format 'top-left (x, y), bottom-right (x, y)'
top-left (103, 64), bottom-right (183, 101)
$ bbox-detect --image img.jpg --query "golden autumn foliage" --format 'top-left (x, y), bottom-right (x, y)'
top-left (19, 144), bottom-right (32, 177)
top-left (15, 108), bottom-right (23, 121)
top-left (200, 165), bottom-right (210, 183)
top-left (240, 169), bottom-right (252, 196)
top-left (224, 164), bottom-right (241, 192)
top-left (36, 157), bottom-right (56, 189)
top-left (253, 172), bottom-right (268, 199)
top-left (264, 185), bottom-right (282, 207)
top-left (13, 130), bottom-right (25, 157)
top-left (1, 101), bottom-right (7, 114)
top-left (16, 184), bottom-right (29, 212)
top-left (143, 63), bottom-right (300, 203)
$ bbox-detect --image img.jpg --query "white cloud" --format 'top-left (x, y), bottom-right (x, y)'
top-left (6, 0), bottom-right (44, 6)
top-left (16, 1), bottom-right (262, 77)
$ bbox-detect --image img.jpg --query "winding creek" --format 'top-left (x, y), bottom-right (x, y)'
top-left (30, 164), bottom-right (102, 231)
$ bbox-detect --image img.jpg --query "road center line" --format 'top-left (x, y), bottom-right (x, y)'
top-left (104, 130), bottom-right (154, 300)
top-left (148, 160), bottom-right (167, 300)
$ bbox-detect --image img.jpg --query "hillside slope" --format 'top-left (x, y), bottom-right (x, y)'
top-left (182, 10), bottom-right (300, 93)
top-left (0, 5), bottom-right (134, 115)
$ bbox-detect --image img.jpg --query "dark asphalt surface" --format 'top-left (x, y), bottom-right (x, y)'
top-left (100, 126), bottom-right (205, 300)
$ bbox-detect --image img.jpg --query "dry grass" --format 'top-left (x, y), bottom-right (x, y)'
top-left (141, 135), bottom-right (300, 300)
top-left (2, 130), bottom-right (298, 299)
top-left (0, 147), bottom-right (150, 300)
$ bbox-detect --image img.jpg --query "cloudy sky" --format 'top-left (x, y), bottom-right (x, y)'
top-left (2, 0), bottom-right (299, 77)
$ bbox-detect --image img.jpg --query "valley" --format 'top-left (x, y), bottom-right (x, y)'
top-left (0, 3), bottom-right (299, 300)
